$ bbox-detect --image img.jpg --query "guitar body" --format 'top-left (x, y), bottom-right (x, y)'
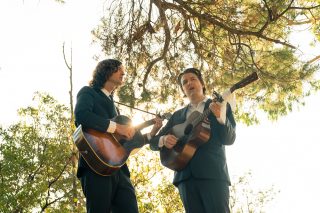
top-left (73, 115), bottom-right (147, 176)
top-left (160, 111), bottom-right (211, 171)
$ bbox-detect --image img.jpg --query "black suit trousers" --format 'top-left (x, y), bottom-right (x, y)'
top-left (80, 169), bottom-right (138, 213)
top-left (177, 176), bottom-right (230, 213)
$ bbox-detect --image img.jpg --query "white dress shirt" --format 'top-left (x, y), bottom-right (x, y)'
top-left (101, 88), bottom-right (117, 133)
top-left (159, 92), bottom-right (235, 147)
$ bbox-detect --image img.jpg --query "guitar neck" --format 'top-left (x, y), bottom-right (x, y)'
top-left (230, 72), bottom-right (258, 93)
top-left (191, 108), bottom-right (211, 126)
top-left (135, 119), bottom-right (155, 131)
top-left (192, 72), bottom-right (259, 126)
top-left (134, 113), bottom-right (171, 131)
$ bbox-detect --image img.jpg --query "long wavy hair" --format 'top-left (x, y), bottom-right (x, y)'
top-left (89, 59), bottom-right (122, 89)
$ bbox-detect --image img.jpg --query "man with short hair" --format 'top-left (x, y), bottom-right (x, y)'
top-left (150, 67), bottom-right (236, 213)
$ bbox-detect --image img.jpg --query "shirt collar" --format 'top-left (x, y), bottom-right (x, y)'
top-left (101, 88), bottom-right (112, 97)
top-left (189, 96), bottom-right (209, 108)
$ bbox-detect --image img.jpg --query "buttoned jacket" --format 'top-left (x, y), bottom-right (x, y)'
top-left (150, 99), bottom-right (236, 185)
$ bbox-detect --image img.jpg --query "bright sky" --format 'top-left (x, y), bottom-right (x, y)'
top-left (1, 1), bottom-right (320, 212)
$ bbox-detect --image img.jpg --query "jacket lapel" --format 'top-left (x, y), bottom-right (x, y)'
top-left (95, 88), bottom-right (118, 116)
top-left (204, 98), bottom-right (212, 109)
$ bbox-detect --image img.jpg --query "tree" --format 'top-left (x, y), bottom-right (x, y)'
top-left (62, 41), bottom-right (81, 212)
top-left (230, 171), bottom-right (279, 213)
top-left (128, 147), bottom-right (184, 212)
top-left (129, 147), bottom-right (278, 213)
top-left (0, 93), bottom-right (279, 212)
top-left (93, 0), bottom-right (320, 124)
top-left (0, 92), bottom-right (85, 212)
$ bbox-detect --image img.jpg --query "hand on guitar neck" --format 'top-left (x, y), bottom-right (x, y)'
top-left (113, 113), bottom-right (170, 146)
top-left (209, 102), bottom-right (222, 119)
top-left (149, 116), bottom-right (163, 137)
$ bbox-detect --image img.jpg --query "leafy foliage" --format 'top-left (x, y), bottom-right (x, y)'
top-left (93, 0), bottom-right (320, 124)
top-left (128, 147), bottom-right (184, 212)
top-left (0, 93), bottom-right (280, 212)
top-left (0, 92), bottom-right (85, 212)
top-left (230, 171), bottom-right (280, 213)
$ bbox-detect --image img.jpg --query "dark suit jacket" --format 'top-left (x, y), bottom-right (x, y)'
top-left (150, 99), bottom-right (236, 186)
top-left (74, 86), bottom-right (130, 177)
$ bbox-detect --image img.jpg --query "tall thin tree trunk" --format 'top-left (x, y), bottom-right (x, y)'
top-left (63, 42), bottom-right (78, 211)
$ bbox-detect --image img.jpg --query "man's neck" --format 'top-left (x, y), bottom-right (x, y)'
top-left (189, 95), bottom-right (206, 105)
top-left (103, 81), bottom-right (116, 94)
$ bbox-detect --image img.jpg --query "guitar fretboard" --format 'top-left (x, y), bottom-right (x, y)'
top-left (190, 106), bottom-right (212, 127)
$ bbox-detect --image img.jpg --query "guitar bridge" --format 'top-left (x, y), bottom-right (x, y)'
top-left (80, 150), bottom-right (88, 155)
top-left (201, 122), bottom-right (210, 129)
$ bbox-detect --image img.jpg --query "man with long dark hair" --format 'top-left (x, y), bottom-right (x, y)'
top-left (74, 59), bottom-right (162, 213)
top-left (150, 68), bottom-right (236, 213)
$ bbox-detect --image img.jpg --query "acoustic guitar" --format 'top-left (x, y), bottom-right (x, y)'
top-left (160, 72), bottom-right (259, 171)
top-left (73, 113), bottom-right (171, 176)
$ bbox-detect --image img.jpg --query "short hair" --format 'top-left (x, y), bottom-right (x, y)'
top-left (177, 68), bottom-right (206, 94)
top-left (89, 59), bottom-right (122, 89)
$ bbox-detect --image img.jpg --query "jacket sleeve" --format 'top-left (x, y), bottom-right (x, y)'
top-left (149, 112), bottom-right (177, 151)
top-left (209, 103), bottom-right (236, 145)
top-left (74, 87), bottom-right (111, 132)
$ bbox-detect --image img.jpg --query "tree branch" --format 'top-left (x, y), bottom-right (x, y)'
top-left (142, 0), bottom-right (171, 90)
top-left (308, 55), bottom-right (320, 64)
top-left (174, 0), bottom-right (296, 49)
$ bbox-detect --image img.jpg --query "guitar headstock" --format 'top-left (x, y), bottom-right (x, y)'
top-left (212, 91), bottom-right (224, 103)
top-left (230, 72), bottom-right (259, 93)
